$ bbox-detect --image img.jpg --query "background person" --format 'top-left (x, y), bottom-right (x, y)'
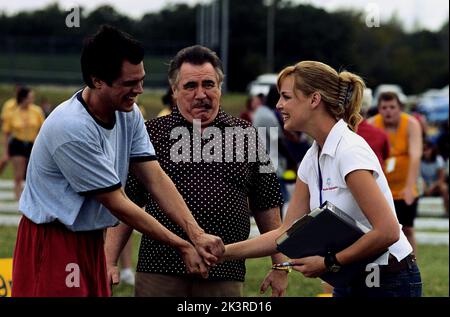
top-left (2, 87), bottom-right (45, 200)
top-left (369, 92), bottom-right (423, 254)
top-left (0, 84), bottom-right (22, 175)
top-left (240, 93), bottom-right (263, 123)
top-left (421, 139), bottom-right (448, 216)
top-left (357, 88), bottom-right (390, 168)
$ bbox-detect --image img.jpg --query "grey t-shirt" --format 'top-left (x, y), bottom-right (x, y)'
top-left (19, 90), bottom-right (156, 231)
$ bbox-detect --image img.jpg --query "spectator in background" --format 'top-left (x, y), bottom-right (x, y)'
top-left (157, 87), bottom-right (174, 117)
top-left (253, 85), bottom-right (297, 203)
top-left (0, 84), bottom-right (22, 174)
top-left (369, 91), bottom-right (423, 254)
top-left (436, 120), bottom-right (449, 161)
top-left (240, 93), bottom-right (263, 123)
top-left (1, 84), bottom-right (22, 122)
top-left (357, 88), bottom-right (390, 168)
top-left (421, 139), bottom-right (448, 216)
top-left (2, 87), bottom-right (45, 200)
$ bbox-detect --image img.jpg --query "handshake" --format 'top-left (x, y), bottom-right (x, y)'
top-left (180, 231), bottom-right (227, 279)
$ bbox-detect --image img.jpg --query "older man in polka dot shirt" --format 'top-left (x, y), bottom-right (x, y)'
top-left (105, 45), bottom-right (288, 297)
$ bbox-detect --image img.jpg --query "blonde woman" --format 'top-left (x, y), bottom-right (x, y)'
top-left (224, 61), bottom-right (421, 297)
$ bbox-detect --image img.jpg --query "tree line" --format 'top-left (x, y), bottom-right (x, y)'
top-left (0, 0), bottom-right (448, 93)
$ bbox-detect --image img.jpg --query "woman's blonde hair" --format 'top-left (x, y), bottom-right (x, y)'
top-left (277, 61), bottom-right (365, 131)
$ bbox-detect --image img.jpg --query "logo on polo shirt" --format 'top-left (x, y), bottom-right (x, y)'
top-left (323, 177), bottom-right (338, 191)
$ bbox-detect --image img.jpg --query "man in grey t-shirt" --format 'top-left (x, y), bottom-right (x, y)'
top-left (12, 25), bottom-right (224, 297)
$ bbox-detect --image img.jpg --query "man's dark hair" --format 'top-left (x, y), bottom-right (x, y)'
top-left (377, 91), bottom-right (403, 108)
top-left (81, 25), bottom-right (144, 88)
top-left (168, 45), bottom-right (224, 87)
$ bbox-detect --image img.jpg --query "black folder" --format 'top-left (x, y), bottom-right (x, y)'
top-left (276, 201), bottom-right (386, 287)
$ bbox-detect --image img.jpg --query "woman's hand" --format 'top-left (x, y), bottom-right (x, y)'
top-left (290, 256), bottom-right (327, 278)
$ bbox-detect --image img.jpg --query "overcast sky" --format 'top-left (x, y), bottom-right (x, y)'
top-left (0, 0), bottom-right (448, 31)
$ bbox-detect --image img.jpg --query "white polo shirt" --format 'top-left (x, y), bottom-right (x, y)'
top-left (298, 119), bottom-right (412, 265)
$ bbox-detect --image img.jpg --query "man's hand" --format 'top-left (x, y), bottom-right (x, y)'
top-left (179, 243), bottom-right (210, 279)
top-left (259, 269), bottom-right (289, 297)
top-left (106, 262), bottom-right (120, 286)
top-left (191, 232), bottom-right (225, 266)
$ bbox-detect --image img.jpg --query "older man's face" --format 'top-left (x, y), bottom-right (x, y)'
top-left (172, 62), bottom-right (221, 126)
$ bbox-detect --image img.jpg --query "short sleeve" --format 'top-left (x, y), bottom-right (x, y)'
top-left (339, 145), bottom-right (380, 181)
top-left (297, 158), bottom-right (310, 184)
top-left (130, 107), bottom-right (157, 162)
top-left (52, 141), bottom-right (121, 195)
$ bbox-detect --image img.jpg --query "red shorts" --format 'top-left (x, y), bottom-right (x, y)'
top-left (12, 216), bottom-right (111, 297)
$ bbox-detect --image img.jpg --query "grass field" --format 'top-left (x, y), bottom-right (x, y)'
top-left (0, 226), bottom-right (448, 297)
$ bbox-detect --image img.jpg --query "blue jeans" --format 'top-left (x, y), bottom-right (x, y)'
top-left (333, 263), bottom-right (422, 297)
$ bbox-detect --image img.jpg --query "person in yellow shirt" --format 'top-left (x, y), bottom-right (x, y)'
top-left (0, 85), bottom-right (22, 174)
top-left (2, 87), bottom-right (45, 200)
top-left (1, 85), bottom-right (22, 122)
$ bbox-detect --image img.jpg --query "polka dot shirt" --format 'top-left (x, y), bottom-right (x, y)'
top-left (125, 108), bottom-right (283, 282)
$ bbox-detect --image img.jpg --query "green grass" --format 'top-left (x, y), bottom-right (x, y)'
top-left (0, 226), bottom-right (17, 258)
top-left (1, 227), bottom-right (447, 297)
top-left (416, 244), bottom-right (449, 296)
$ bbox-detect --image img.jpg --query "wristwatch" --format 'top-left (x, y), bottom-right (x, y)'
top-left (324, 252), bottom-right (341, 273)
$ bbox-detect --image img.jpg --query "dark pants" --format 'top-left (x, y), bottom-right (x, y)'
top-left (333, 262), bottom-right (422, 297)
